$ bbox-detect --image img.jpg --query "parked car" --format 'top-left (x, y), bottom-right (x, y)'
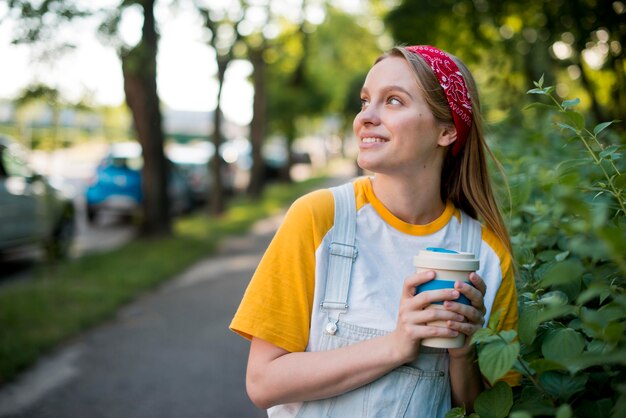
top-left (85, 142), bottom-right (192, 223)
top-left (0, 135), bottom-right (75, 259)
top-left (165, 142), bottom-right (236, 205)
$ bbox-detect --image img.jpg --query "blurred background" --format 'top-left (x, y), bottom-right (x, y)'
top-left (0, 0), bottom-right (625, 417)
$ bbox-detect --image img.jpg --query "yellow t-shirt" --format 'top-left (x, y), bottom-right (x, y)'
top-left (230, 177), bottom-right (518, 383)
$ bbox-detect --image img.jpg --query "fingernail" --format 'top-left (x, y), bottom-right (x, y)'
top-left (451, 290), bottom-right (459, 298)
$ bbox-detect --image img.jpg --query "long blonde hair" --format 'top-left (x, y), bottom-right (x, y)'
top-left (383, 47), bottom-right (512, 255)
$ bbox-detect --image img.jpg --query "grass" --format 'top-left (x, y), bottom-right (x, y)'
top-left (0, 176), bottom-right (329, 385)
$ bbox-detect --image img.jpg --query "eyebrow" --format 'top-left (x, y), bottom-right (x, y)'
top-left (360, 85), bottom-right (414, 99)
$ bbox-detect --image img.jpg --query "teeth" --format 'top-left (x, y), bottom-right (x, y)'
top-left (362, 137), bottom-right (387, 143)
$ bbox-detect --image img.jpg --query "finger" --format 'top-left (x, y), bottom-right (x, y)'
top-left (468, 272), bottom-right (487, 296)
top-left (454, 280), bottom-right (485, 310)
top-left (412, 288), bottom-right (461, 308)
top-left (446, 319), bottom-right (482, 337)
top-left (399, 308), bottom-right (465, 326)
top-left (443, 301), bottom-right (485, 325)
top-left (403, 270), bottom-right (436, 297)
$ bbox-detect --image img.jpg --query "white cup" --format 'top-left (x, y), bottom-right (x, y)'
top-left (413, 248), bottom-right (479, 349)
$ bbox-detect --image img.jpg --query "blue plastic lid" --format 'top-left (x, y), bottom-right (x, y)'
top-left (426, 247), bottom-right (458, 254)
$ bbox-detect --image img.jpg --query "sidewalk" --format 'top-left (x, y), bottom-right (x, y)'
top-left (0, 162), bottom-right (357, 418)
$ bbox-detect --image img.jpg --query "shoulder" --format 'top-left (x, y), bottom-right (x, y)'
top-left (279, 187), bottom-right (335, 243)
top-left (289, 187), bottom-right (334, 216)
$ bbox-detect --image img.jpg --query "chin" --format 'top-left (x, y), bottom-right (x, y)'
top-left (356, 156), bottom-right (383, 174)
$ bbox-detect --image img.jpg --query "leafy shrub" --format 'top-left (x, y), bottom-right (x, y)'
top-left (449, 77), bottom-right (626, 418)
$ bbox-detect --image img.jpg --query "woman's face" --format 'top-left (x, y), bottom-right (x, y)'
top-left (353, 56), bottom-right (453, 177)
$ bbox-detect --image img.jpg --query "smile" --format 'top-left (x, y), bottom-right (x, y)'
top-left (361, 137), bottom-right (388, 143)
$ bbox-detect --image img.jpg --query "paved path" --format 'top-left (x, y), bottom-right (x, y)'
top-left (0, 166), bottom-right (356, 418)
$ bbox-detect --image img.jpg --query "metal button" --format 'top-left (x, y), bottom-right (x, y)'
top-left (325, 322), bottom-right (338, 335)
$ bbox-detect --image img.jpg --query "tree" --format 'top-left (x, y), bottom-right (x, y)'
top-left (385, 0), bottom-right (626, 125)
top-left (196, 0), bottom-right (244, 214)
top-left (264, 4), bottom-right (381, 174)
top-left (4, 0), bottom-right (172, 236)
top-left (118, 0), bottom-right (170, 236)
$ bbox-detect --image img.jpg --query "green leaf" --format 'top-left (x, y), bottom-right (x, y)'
top-left (556, 122), bottom-right (578, 134)
top-left (541, 328), bottom-right (585, 362)
top-left (537, 250), bottom-right (559, 262)
top-left (614, 173), bottom-right (626, 188)
top-left (537, 304), bottom-right (577, 323)
top-left (471, 327), bottom-right (499, 344)
top-left (536, 74), bottom-right (545, 87)
top-left (509, 413), bottom-right (533, 418)
top-left (528, 358), bottom-right (568, 374)
top-left (599, 145), bottom-right (621, 160)
top-left (569, 351), bottom-right (626, 372)
top-left (577, 281), bottom-right (611, 305)
top-left (539, 371), bottom-right (587, 401)
top-left (555, 403), bottom-right (573, 418)
top-left (499, 329), bottom-right (517, 343)
top-left (539, 291), bottom-right (569, 307)
top-left (445, 407), bottom-right (466, 418)
top-left (562, 110), bottom-right (585, 131)
top-left (539, 259), bottom-right (584, 288)
top-left (613, 384), bottom-right (626, 418)
top-left (474, 381), bottom-right (513, 418)
top-left (488, 309), bottom-right (502, 330)
top-left (527, 88), bottom-right (548, 95)
top-left (561, 98), bottom-right (580, 109)
top-left (593, 120), bottom-right (619, 135)
top-left (518, 304), bottom-right (541, 345)
top-left (514, 386), bottom-right (555, 415)
top-left (478, 338), bottom-right (520, 385)
top-left (523, 102), bottom-right (555, 111)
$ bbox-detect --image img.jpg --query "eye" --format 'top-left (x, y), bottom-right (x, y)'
top-left (360, 97), bottom-right (369, 110)
top-left (387, 97), bottom-right (402, 105)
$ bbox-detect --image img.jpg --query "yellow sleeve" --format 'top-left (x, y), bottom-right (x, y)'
top-left (229, 189), bottom-right (334, 353)
top-left (483, 227), bottom-right (521, 386)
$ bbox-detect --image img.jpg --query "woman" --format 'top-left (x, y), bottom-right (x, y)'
top-left (230, 45), bottom-right (518, 417)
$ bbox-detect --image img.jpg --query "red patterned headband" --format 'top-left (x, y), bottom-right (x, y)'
top-left (405, 45), bottom-right (472, 156)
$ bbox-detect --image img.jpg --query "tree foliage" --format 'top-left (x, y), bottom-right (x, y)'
top-left (386, 0), bottom-right (626, 125)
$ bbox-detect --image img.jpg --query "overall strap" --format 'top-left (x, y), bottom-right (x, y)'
top-left (460, 210), bottom-right (482, 256)
top-left (320, 182), bottom-right (358, 335)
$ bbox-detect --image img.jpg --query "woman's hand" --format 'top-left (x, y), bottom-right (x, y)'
top-left (391, 270), bottom-right (466, 363)
top-left (445, 272), bottom-right (487, 357)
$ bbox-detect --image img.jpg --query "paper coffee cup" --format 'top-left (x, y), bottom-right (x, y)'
top-left (413, 247), bottom-right (479, 349)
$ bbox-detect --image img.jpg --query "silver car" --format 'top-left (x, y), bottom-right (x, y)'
top-left (0, 135), bottom-right (75, 259)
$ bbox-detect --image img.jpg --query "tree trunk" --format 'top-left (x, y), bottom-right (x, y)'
top-left (247, 47), bottom-right (267, 198)
top-left (121, 0), bottom-right (170, 237)
top-left (279, 120), bottom-right (295, 183)
top-left (210, 58), bottom-right (227, 215)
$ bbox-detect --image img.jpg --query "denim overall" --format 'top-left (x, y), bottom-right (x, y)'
top-left (295, 183), bottom-right (482, 418)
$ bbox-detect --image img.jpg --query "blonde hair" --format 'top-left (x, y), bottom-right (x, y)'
top-left (381, 47), bottom-right (512, 255)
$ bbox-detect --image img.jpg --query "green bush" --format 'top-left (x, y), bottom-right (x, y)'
top-left (449, 77), bottom-right (626, 418)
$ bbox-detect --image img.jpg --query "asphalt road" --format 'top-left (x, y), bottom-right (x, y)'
top-left (0, 213), bottom-right (283, 418)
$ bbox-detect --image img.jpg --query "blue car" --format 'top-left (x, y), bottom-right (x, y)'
top-left (85, 142), bottom-right (192, 223)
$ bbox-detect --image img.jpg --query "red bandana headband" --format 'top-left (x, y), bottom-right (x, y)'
top-left (405, 45), bottom-right (473, 156)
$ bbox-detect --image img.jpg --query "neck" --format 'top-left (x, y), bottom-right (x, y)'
top-left (371, 173), bottom-right (446, 225)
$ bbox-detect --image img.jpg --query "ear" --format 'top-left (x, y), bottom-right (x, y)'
top-left (437, 123), bottom-right (457, 148)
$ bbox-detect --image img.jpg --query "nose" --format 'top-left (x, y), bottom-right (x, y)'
top-left (354, 103), bottom-right (380, 128)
